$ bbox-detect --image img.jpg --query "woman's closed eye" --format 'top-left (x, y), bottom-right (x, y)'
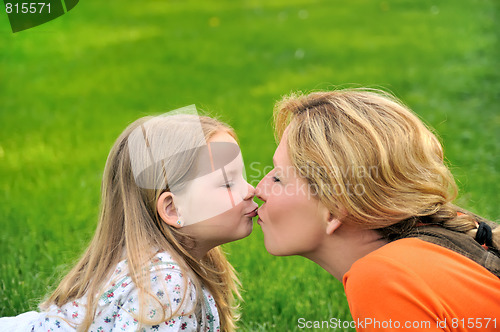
top-left (272, 176), bottom-right (281, 183)
top-left (223, 182), bottom-right (234, 188)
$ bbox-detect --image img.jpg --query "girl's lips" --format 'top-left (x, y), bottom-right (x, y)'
top-left (245, 207), bottom-right (259, 218)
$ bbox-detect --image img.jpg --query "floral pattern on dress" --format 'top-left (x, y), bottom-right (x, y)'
top-left (24, 252), bottom-right (220, 331)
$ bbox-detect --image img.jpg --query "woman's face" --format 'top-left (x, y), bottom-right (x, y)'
top-left (175, 132), bottom-right (258, 246)
top-left (256, 132), bottom-right (329, 256)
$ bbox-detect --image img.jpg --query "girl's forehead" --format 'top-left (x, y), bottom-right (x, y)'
top-left (208, 131), bottom-right (238, 144)
top-left (193, 142), bottom-right (242, 176)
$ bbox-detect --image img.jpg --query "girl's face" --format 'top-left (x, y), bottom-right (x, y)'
top-left (175, 132), bottom-right (258, 246)
top-left (256, 132), bottom-right (330, 256)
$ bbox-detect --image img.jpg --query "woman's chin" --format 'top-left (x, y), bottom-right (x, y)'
top-left (263, 242), bottom-right (284, 256)
top-left (263, 237), bottom-right (296, 256)
top-left (265, 247), bottom-right (285, 256)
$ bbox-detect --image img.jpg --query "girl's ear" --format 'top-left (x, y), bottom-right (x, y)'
top-left (157, 192), bottom-right (182, 228)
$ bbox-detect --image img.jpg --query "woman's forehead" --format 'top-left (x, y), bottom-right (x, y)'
top-left (274, 134), bottom-right (290, 168)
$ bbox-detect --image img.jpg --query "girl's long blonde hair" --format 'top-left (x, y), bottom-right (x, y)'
top-left (41, 115), bottom-right (241, 331)
top-left (274, 88), bottom-right (499, 248)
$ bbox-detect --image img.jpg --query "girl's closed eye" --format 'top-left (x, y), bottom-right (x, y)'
top-left (223, 182), bottom-right (234, 188)
top-left (272, 175), bottom-right (281, 183)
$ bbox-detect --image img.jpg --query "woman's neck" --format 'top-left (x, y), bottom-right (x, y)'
top-left (304, 225), bottom-right (388, 281)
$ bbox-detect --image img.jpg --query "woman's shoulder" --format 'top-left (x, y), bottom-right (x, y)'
top-left (353, 237), bottom-right (496, 271)
top-left (346, 237), bottom-right (490, 279)
top-left (344, 237), bottom-right (500, 297)
top-left (343, 236), bottom-right (500, 327)
top-left (343, 238), bottom-right (426, 287)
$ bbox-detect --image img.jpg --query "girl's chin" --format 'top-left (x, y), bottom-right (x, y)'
top-left (234, 220), bottom-right (254, 240)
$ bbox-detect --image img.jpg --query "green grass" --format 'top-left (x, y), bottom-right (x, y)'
top-left (1, 0), bottom-right (499, 330)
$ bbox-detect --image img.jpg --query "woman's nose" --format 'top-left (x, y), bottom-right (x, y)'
top-left (255, 177), bottom-right (267, 202)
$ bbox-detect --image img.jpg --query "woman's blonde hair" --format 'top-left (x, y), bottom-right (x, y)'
top-left (274, 88), bottom-right (499, 248)
top-left (41, 114), bottom-right (241, 331)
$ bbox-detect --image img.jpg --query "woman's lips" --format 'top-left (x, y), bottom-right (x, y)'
top-left (256, 208), bottom-right (263, 224)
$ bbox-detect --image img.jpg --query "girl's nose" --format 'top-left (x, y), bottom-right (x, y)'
top-left (244, 182), bottom-right (256, 200)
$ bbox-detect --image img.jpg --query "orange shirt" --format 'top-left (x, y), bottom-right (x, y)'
top-left (343, 238), bottom-right (500, 331)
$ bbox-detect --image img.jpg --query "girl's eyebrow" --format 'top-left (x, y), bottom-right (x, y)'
top-left (223, 164), bottom-right (243, 176)
top-left (225, 168), bottom-right (238, 177)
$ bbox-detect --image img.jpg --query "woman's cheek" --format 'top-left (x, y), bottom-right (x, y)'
top-left (267, 195), bottom-right (286, 222)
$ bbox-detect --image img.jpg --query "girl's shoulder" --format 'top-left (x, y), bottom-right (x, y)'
top-left (92, 251), bottom-right (202, 330)
top-left (150, 251), bottom-right (183, 271)
top-left (110, 251), bottom-right (182, 278)
top-left (40, 251), bottom-right (218, 331)
top-left (99, 251), bottom-right (190, 304)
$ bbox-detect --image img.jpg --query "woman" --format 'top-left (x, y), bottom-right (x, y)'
top-left (256, 89), bottom-right (500, 331)
top-left (1, 111), bottom-right (257, 331)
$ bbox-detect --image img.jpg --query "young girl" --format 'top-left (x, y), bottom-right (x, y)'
top-left (1, 111), bottom-right (258, 331)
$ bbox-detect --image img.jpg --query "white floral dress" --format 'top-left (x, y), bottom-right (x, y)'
top-left (0, 252), bottom-right (220, 331)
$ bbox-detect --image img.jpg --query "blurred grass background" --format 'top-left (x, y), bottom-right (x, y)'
top-left (0, 0), bottom-right (498, 330)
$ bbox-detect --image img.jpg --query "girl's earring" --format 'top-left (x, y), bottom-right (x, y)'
top-left (176, 218), bottom-right (184, 227)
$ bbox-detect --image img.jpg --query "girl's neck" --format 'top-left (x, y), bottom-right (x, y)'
top-left (184, 238), bottom-right (219, 261)
top-left (187, 245), bottom-right (210, 261)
